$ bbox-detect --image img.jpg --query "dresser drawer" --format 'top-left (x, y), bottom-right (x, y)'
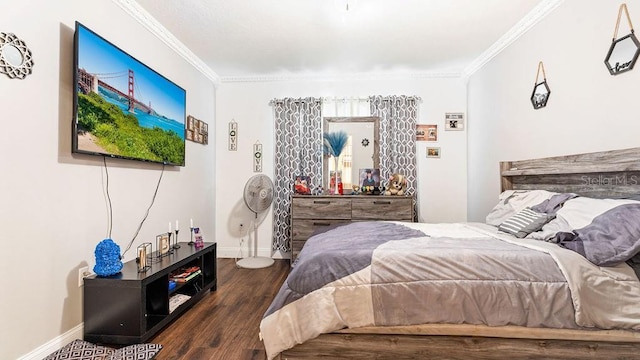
top-left (292, 197), bottom-right (352, 219)
top-left (291, 219), bottom-right (351, 240)
top-left (352, 197), bottom-right (413, 220)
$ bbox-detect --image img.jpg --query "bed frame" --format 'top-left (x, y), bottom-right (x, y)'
top-left (276, 147), bottom-right (640, 359)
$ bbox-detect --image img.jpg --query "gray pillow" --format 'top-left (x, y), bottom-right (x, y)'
top-left (498, 208), bottom-right (555, 238)
top-left (486, 190), bottom-right (557, 226)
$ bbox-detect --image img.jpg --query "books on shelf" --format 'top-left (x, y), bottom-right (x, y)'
top-left (174, 269), bottom-right (201, 283)
top-left (169, 266), bottom-right (201, 283)
top-left (169, 293), bottom-right (191, 313)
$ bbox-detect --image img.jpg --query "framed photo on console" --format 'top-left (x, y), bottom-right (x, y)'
top-left (156, 233), bottom-right (170, 257)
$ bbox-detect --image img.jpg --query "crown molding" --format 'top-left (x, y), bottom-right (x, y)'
top-left (112, 0), bottom-right (221, 86)
top-left (220, 70), bottom-right (463, 83)
top-left (462, 0), bottom-right (565, 80)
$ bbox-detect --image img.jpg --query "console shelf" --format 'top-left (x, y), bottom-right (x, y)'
top-left (83, 242), bottom-right (216, 344)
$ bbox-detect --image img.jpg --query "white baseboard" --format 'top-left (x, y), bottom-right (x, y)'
top-left (217, 246), bottom-right (289, 260)
top-left (18, 323), bottom-right (83, 360)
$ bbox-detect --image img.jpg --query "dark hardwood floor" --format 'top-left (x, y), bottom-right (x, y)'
top-left (150, 258), bottom-right (289, 360)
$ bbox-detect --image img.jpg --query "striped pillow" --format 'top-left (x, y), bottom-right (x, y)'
top-left (498, 207), bottom-right (554, 238)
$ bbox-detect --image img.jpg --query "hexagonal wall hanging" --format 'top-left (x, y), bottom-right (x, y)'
top-left (531, 61), bottom-right (551, 110)
top-left (605, 3), bottom-right (640, 75)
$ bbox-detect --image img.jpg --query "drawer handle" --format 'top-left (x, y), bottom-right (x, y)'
top-left (313, 200), bottom-right (331, 204)
top-left (373, 201), bottom-right (392, 205)
top-left (313, 222), bottom-right (331, 226)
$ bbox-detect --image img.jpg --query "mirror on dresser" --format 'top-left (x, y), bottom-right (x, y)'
top-left (322, 116), bottom-right (380, 193)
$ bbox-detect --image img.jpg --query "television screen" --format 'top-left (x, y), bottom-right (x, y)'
top-left (72, 22), bottom-right (186, 166)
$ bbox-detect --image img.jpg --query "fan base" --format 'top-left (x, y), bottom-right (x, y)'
top-left (237, 256), bottom-right (275, 269)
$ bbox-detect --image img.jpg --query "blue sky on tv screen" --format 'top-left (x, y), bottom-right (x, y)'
top-left (77, 25), bottom-right (185, 125)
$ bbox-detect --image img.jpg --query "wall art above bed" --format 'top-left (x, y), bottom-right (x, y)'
top-left (605, 3), bottom-right (640, 75)
top-left (531, 61), bottom-right (550, 109)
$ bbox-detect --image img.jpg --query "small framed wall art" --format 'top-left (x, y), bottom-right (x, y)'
top-left (427, 147), bottom-right (441, 158)
top-left (444, 113), bottom-right (464, 131)
top-left (186, 115), bottom-right (209, 145)
top-left (417, 124), bottom-right (438, 141)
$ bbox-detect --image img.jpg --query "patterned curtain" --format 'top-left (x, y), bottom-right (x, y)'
top-left (272, 98), bottom-right (323, 252)
top-left (370, 95), bottom-right (419, 219)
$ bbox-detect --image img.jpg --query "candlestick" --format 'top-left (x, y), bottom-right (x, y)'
top-left (173, 229), bottom-right (181, 249)
top-left (188, 227), bottom-right (194, 246)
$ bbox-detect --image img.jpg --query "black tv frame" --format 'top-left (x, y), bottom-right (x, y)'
top-left (72, 21), bottom-right (186, 166)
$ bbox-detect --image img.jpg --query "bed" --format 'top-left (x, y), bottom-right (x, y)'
top-left (261, 147), bottom-right (640, 359)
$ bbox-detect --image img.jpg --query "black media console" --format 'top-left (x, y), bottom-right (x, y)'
top-left (83, 242), bottom-right (217, 344)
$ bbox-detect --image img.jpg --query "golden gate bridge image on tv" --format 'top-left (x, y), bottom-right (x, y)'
top-left (77, 68), bottom-right (158, 116)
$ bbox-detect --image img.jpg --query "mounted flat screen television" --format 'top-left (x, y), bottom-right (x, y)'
top-left (72, 22), bottom-right (186, 166)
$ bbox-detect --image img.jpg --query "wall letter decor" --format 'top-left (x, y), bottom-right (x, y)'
top-left (229, 120), bottom-right (238, 151)
top-left (253, 141), bottom-right (263, 172)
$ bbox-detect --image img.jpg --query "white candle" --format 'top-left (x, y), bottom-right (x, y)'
top-left (176, 220), bottom-right (179, 231)
top-left (190, 218), bottom-right (194, 228)
top-left (169, 222), bottom-right (172, 233)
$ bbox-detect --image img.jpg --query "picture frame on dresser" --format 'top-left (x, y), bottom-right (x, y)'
top-left (294, 175), bottom-right (312, 195)
top-left (359, 168), bottom-right (380, 194)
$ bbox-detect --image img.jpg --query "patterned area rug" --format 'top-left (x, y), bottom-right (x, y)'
top-left (44, 339), bottom-right (162, 360)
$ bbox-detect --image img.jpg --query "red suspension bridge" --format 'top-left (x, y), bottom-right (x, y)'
top-left (77, 68), bottom-right (156, 116)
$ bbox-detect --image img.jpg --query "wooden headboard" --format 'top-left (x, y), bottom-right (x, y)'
top-left (500, 147), bottom-right (640, 198)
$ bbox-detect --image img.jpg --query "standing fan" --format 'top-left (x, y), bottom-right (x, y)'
top-left (237, 174), bottom-right (275, 269)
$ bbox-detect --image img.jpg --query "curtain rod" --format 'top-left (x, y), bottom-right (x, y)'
top-left (269, 98), bottom-right (322, 106)
top-left (269, 95), bottom-right (422, 106)
top-left (373, 95), bottom-right (422, 103)
top-left (322, 96), bottom-right (370, 102)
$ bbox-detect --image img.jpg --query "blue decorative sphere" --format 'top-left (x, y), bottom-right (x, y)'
top-left (93, 239), bottom-right (123, 276)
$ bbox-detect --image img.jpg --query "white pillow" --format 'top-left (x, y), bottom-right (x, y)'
top-left (555, 197), bottom-right (639, 229)
top-left (527, 196), bottom-right (640, 241)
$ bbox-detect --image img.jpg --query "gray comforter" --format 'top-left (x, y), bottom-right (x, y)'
top-left (260, 222), bottom-right (640, 360)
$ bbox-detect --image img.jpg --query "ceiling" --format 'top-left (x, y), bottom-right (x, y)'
top-left (134, 0), bottom-right (546, 81)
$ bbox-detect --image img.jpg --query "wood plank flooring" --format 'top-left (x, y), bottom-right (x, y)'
top-left (150, 258), bottom-right (289, 360)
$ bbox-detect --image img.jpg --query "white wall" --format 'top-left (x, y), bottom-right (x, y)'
top-left (467, 0), bottom-right (640, 222)
top-left (0, 1), bottom-right (216, 358)
top-left (216, 77), bottom-right (467, 258)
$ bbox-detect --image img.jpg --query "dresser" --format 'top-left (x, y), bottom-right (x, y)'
top-left (290, 195), bottom-right (414, 264)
